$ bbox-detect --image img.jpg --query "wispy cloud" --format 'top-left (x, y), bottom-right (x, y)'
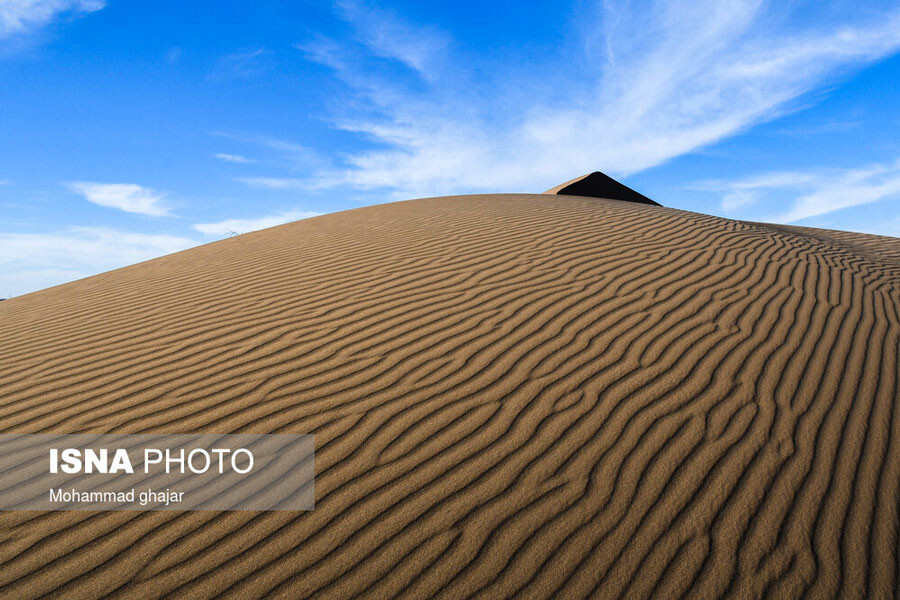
top-left (214, 132), bottom-right (308, 154)
top-left (0, 0), bottom-right (104, 38)
top-left (212, 131), bottom-right (327, 172)
top-left (775, 119), bottom-right (862, 138)
top-left (694, 171), bottom-right (819, 211)
top-left (331, 0), bottom-right (449, 77)
top-left (214, 153), bottom-right (256, 164)
top-left (296, 0), bottom-right (900, 199)
top-left (67, 182), bottom-right (171, 216)
top-left (698, 157), bottom-right (900, 222)
top-left (0, 227), bottom-right (197, 297)
top-left (193, 210), bottom-right (321, 235)
top-left (0, 180), bottom-right (11, 186)
top-left (236, 177), bottom-right (309, 190)
top-left (209, 47), bottom-right (268, 82)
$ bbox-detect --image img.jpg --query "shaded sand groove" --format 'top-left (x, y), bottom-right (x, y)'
top-left (1, 193), bottom-right (899, 599)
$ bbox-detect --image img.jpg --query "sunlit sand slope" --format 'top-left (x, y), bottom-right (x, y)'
top-left (1, 193), bottom-right (899, 599)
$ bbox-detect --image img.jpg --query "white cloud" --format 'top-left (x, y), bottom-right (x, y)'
top-left (212, 132), bottom-right (327, 172)
top-left (209, 48), bottom-right (267, 82)
top-left (236, 177), bottom-right (309, 190)
top-left (699, 157), bottom-right (900, 223)
top-left (0, 0), bottom-right (104, 38)
top-left (213, 132), bottom-right (308, 154)
top-left (214, 153), bottom-right (256, 164)
top-left (694, 171), bottom-right (819, 211)
top-left (0, 180), bottom-right (11, 186)
top-left (0, 227), bottom-right (198, 297)
top-left (297, 1), bottom-right (900, 199)
top-left (193, 210), bottom-right (321, 236)
top-left (332, 0), bottom-right (449, 77)
top-left (67, 182), bottom-right (171, 216)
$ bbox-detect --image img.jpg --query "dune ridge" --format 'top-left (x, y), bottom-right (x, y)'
top-left (1, 193), bottom-right (899, 599)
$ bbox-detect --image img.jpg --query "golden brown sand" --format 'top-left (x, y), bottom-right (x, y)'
top-left (1, 193), bottom-right (899, 599)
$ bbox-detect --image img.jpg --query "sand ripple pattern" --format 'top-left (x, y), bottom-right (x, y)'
top-left (1, 194), bottom-right (899, 599)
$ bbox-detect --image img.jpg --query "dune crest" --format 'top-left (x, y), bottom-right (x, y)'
top-left (1, 194), bottom-right (899, 599)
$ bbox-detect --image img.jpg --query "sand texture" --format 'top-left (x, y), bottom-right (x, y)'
top-left (1, 193), bottom-right (899, 599)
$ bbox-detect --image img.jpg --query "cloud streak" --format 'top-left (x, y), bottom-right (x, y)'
top-left (236, 177), bottom-right (309, 190)
top-left (332, 0), bottom-right (449, 77)
top-left (698, 157), bottom-right (900, 222)
top-left (297, 0), bottom-right (900, 199)
top-left (214, 153), bottom-right (256, 164)
top-left (67, 182), bottom-right (171, 216)
top-left (209, 48), bottom-right (268, 82)
top-left (0, 0), bottom-right (104, 38)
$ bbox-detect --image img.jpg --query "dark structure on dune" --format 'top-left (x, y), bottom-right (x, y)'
top-left (544, 171), bottom-right (660, 206)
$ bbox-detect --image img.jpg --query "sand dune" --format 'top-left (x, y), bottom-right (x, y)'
top-left (1, 192), bottom-right (899, 599)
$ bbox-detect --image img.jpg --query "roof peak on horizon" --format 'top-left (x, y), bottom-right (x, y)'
top-left (543, 172), bottom-right (660, 206)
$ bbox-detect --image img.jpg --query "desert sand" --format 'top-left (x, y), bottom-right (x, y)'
top-left (1, 188), bottom-right (899, 598)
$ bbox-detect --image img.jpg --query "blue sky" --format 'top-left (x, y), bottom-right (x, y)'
top-left (2, 0), bottom-right (900, 297)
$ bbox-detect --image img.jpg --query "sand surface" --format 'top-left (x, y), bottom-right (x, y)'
top-left (1, 193), bottom-right (899, 599)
